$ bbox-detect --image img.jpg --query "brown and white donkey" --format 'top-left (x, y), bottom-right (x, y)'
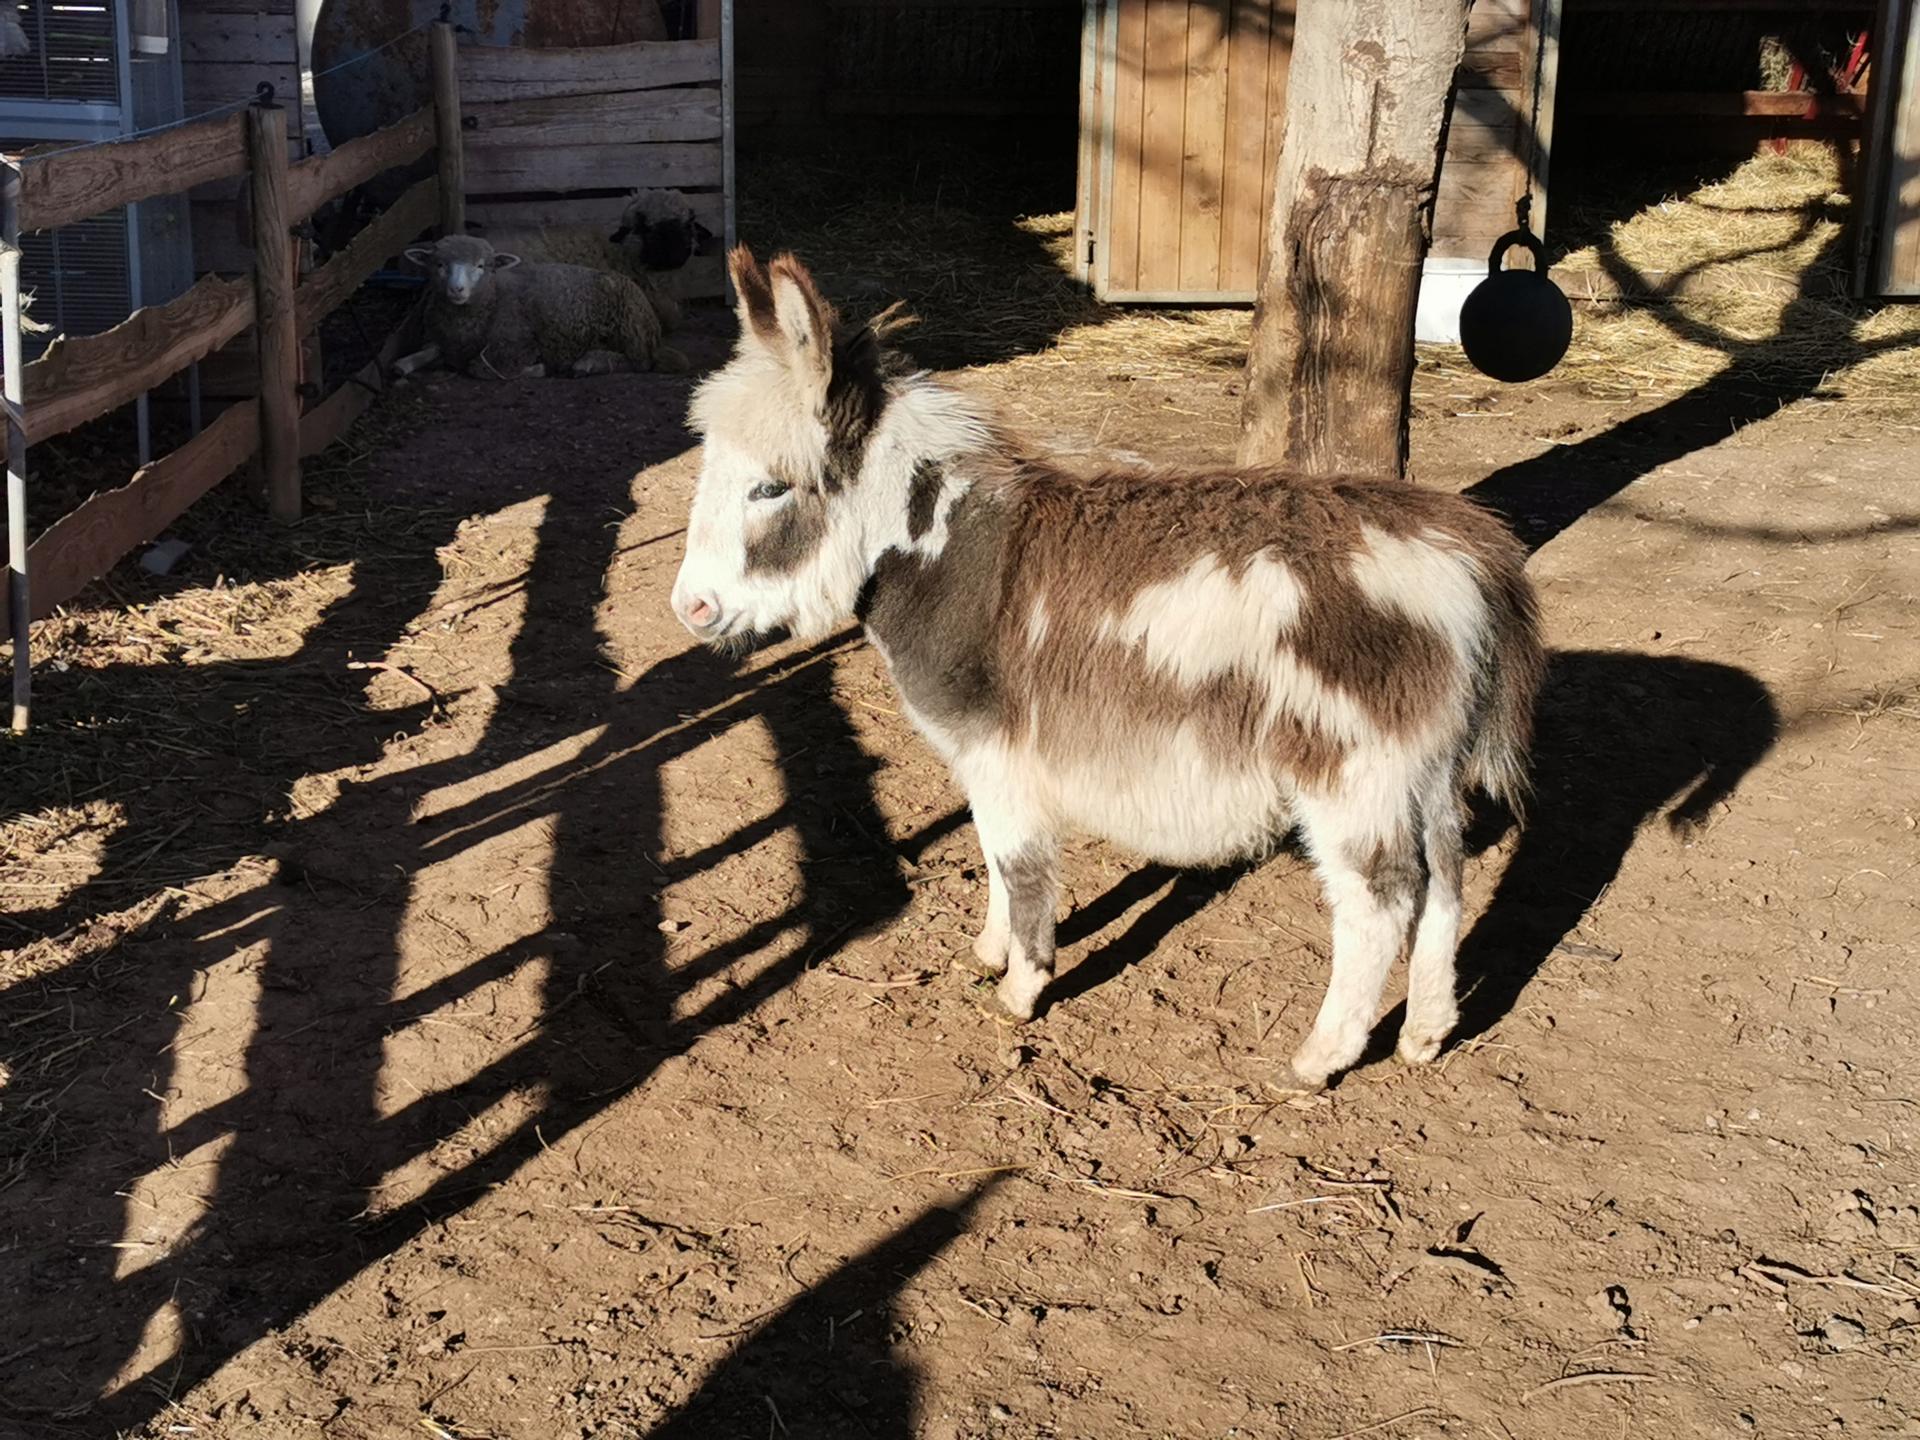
top-left (672, 248), bottom-right (1544, 1091)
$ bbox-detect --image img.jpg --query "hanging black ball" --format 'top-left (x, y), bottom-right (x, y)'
top-left (1458, 228), bottom-right (1573, 384)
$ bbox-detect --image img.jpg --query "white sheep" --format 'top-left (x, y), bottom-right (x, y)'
top-left (394, 235), bottom-right (687, 380)
top-left (482, 221), bottom-right (685, 333)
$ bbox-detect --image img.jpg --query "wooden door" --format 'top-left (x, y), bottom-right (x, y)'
top-left (1079, 0), bottom-right (1293, 302)
top-left (1077, 0), bottom-right (1558, 305)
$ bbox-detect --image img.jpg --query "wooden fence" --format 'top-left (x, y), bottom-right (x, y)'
top-left (459, 28), bottom-right (735, 300)
top-left (1, 24), bottom-right (466, 733)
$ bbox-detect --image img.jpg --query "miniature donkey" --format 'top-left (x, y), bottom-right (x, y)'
top-left (671, 248), bottom-right (1544, 1091)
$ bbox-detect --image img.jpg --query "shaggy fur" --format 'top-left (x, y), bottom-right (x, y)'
top-left (405, 235), bottom-right (684, 379)
top-left (672, 247), bottom-right (1545, 1091)
top-left (483, 223), bottom-right (686, 332)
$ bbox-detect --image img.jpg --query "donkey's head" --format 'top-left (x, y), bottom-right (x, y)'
top-left (672, 247), bottom-right (919, 648)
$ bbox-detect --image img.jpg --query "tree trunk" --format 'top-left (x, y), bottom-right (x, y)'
top-left (1238, 0), bottom-right (1473, 477)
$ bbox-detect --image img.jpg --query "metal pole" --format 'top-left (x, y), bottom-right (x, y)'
top-left (3, 162), bottom-right (30, 733)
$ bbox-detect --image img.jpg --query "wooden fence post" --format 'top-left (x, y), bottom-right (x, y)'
top-left (246, 100), bottom-right (301, 525)
top-left (2, 159), bottom-right (29, 731)
top-left (431, 22), bottom-right (466, 236)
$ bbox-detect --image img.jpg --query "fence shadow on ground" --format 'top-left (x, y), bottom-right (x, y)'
top-left (0, 375), bottom-right (960, 1436)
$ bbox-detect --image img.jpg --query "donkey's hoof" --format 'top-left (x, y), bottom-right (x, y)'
top-left (1268, 1065), bottom-right (1328, 1098)
top-left (969, 984), bottom-right (1032, 1029)
top-left (951, 952), bottom-right (1007, 983)
top-left (1396, 1030), bottom-right (1447, 1066)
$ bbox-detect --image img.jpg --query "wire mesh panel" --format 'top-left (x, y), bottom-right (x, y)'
top-left (0, 1), bottom-right (120, 104)
top-left (15, 208), bottom-right (134, 357)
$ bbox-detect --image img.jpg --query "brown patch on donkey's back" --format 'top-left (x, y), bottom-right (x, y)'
top-left (986, 458), bottom-right (1522, 739)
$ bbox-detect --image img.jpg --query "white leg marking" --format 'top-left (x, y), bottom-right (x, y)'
top-left (1400, 785), bottom-right (1465, 1064)
top-left (966, 786), bottom-right (1056, 1022)
top-left (1289, 793), bottom-right (1422, 1088)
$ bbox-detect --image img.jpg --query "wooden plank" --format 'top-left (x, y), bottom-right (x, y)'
top-left (1446, 86), bottom-right (1523, 163)
top-left (183, 63), bottom-right (300, 112)
top-left (1075, 0), bottom-right (1103, 285)
top-left (464, 141), bottom-right (723, 194)
top-left (0, 403), bottom-right (259, 634)
top-left (248, 106), bottom-right (302, 526)
top-left (1177, 0), bottom-right (1229, 290)
top-left (457, 38), bottom-right (721, 103)
top-left (1136, 0), bottom-right (1190, 294)
top-left (466, 89), bottom-right (723, 146)
top-left (13, 112), bottom-right (249, 235)
top-left (7, 277), bottom-right (254, 451)
top-left (1219, 0), bottom-right (1274, 294)
top-left (296, 176), bottom-right (439, 335)
top-left (1431, 160), bottom-right (1531, 250)
top-left (1101, 0), bottom-right (1148, 295)
top-left (1260, 0), bottom-right (1293, 277)
top-left (191, 191), bottom-right (255, 274)
top-left (1457, 49), bottom-right (1526, 90)
top-left (1562, 90), bottom-right (1869, 118)
top-left (1529, 0), bottom-right (1563, 240)
top-left (466, 190), bottom-right (725, 234)
top-left (285, 107), bottom-right (436, 224)
top-left (1467, 2), bottom-right (1529, 47)
top-left (180, 11), bottom-right (293, 62)
top-left (432, 24), bottom-right (466, 238)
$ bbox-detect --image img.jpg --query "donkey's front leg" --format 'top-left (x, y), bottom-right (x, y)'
top-left (966, 793), bottom-right (1059, 1024)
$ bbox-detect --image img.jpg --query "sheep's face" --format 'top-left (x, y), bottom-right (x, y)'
top-left (406, 238), bottom-right (520, 307)
top-left (672, 249), bottom-right (887, 650)
top-left (611, 188), bottom-right (712, 273)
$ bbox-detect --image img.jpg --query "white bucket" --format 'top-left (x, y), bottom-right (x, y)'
top-left (1414, 257), bottom-right (1489, 346)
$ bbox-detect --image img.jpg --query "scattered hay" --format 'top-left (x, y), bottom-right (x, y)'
top-left (1422, 145), bottom-right (1920, 403)
top-left (742, 146), bottom-right (1920, 409)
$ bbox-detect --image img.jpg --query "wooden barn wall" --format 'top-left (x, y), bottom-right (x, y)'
top-left (1431, 0), bottom-right (1554, 265)
top-left (178, 1), bottom-right (306, 398)
top-left (733, 0), bottom-right (1083, 142)
top-left (181, 0), bottom-right (304, 278)
top-left (457, 34), bottom-right (732, 300)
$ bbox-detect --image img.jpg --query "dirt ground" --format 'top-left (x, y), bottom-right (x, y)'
top-left (4, 256), bottom-right (1919, 1440)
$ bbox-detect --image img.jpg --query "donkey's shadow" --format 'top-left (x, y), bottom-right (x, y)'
top-left (1044, 650), bottom-right (1778, 1051)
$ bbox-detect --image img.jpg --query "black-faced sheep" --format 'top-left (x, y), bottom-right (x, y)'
top-left (396, 235), bottom-right (687, 380)
top-left (609, 188), bottom-right (713, 273)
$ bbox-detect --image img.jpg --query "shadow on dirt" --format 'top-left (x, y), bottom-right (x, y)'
top-left (0, 373), bottom-right (944, 1436)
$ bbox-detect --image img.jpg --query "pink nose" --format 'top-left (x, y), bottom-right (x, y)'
top-left (679, 593), bottom-right (719, 630)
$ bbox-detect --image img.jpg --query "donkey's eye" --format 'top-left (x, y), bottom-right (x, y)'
top-left (748, 480), bottom-right (791, 502)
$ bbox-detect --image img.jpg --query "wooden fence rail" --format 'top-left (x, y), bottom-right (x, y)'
top-left (0, 24), bottom-right (465, 730)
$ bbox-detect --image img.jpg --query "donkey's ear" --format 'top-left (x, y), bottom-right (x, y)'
top-left (767, 252), bottom-right (834, 395)
top-left (729, 245), bottom-right (776, 341)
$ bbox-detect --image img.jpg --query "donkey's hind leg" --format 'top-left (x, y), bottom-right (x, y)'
top-left (1400, 772), bottom-right (1466, 1065)
top-left (1287, 792), bottom-right (1424, 1091)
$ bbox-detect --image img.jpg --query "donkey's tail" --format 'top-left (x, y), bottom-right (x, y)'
top-left (1466, 560), bottom-right (1547, 820)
